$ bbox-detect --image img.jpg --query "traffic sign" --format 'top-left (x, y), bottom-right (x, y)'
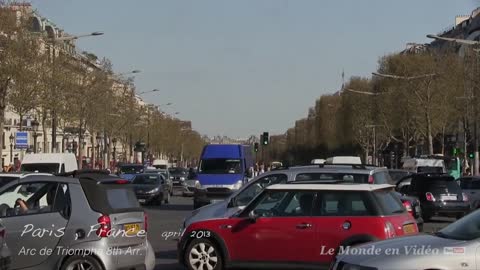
top-left (16, 131), bottom-right (28, 149)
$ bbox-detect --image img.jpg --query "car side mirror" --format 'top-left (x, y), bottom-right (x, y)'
top-left (246, 169), bottom-right (253, 178)
top-left (248, 210), bottom-right (258, 223)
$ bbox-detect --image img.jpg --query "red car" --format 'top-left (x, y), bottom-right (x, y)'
top-left (178, 184), bottom-right (417, 270)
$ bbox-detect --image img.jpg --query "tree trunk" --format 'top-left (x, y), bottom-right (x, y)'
top-left (426, 109), bottom-right (434, 155)
top-left (42, 109), bottom-right (48, 153)
top-left (19, 114), bottom-right (23, 131)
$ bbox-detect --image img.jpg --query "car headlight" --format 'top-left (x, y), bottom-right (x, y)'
top-left (147, 187), bottom-right (160, 194)
top-left (232, 180), bottom-right (243, 190)
top-left (180, 177), bottom-right (186, 181)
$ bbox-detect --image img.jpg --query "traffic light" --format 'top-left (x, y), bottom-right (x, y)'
top-left (254, 142), bottom-right (259, 152)
top-left (262, 132), bottom-right (269, 145)
top-left (469, 153), bottom-right (474, 159)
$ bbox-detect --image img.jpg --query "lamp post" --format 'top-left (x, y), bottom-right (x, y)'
top-left (137, 89), bottom-right (160, 95)
top-left (96, 135), bottom-right (103, 169)
top-left (9, 134), bottom-right (14, 164)
top-left (31, 118), bottom-right (39, 153)
top-left (427, 34), bottom-right (480, 175)
top-left (48, 31), bottom-right (104, 154)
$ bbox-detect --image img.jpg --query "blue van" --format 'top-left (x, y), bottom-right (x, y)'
top-left (193, 144), bottom-right (254, 209)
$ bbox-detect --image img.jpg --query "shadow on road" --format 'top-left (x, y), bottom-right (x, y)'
top-left (156, 250), bottom-right (177, 259)
top-left (145, 203), bottom-right (193, 212)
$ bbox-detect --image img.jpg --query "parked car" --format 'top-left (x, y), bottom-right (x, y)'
top-left (397, 173), bottom-right (470, 221)
top-left (332, 208), bottom-right (480, 270)
top-left (179, 183), bottom-right (417, 270)
top-left (183, 164), bottom-right (393, 229)
top-left (168, 167), bottom-right (190, 195)
top-left (459, 176), bottom-right (480, 209)
top-left (388, 169), bottom-right (411, 184)
top-left (0, 170), bottom-right (155, 270)
top-left (132, 173), bottom-right (170, 205)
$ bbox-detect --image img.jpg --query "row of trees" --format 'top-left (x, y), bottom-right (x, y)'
top-left (0, 2), bottom-right (205, 166)
top-left (269, 44), bottom-right (474, 165)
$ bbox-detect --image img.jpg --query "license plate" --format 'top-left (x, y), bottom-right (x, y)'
top-left (138, 199), bottom-right (146, 203)
top-left (403, 224), bottom-right (416, 234)
top-left (441, 195), bottom-right (457, 201)
top-left (124, 223), bottom-right (141, 235)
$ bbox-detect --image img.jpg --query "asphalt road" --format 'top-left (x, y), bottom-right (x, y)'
top-left (146, 196), bottom-right (456, 270)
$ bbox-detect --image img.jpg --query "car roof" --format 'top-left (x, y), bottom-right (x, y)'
top-left (19, 175), bottom-right (80, 184)
top-left (266, 183), bottom-right (394, 191)
top-left (273, 165), bottom-right (386, 174)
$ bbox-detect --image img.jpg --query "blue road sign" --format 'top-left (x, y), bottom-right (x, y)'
top-left (16, 132), bottom-right (28, 149)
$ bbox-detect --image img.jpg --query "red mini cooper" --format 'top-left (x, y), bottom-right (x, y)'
top-left (178, 183), bottom-right (418, 270)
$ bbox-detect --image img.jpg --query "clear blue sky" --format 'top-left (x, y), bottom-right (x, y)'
top-left (30, 0), bottom-right (476, 138)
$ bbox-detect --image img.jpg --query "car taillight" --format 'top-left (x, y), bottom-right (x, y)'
top-left (116, 180), bottom-right (129, 184)
top-left (402, 201), bottom-right (414, 217)
top-left (462, 192), bottom-right (469, 202)
top-left (97, 215), bottom-right (111, 237)
top-left (144, 212), bottom-right (148, 232)
top-left (384, 221), bottom-right (396, 238)
top-left (368, 175), bottom-right (374, 184)
top-left (425, 192), bottom-right (435, 202)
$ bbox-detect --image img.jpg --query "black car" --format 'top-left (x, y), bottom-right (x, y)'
top-left (396, 173), bottom-right (470, 221)
top-left (168, 167), bottom-right (189, 194)
top-left (131, 173), bottom-right (170, 205)
top-left (388, 169), bottom-right (411, 184)
top-left (393, 191), bottom-right (423, 231)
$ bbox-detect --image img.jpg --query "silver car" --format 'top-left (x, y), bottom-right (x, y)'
top-left (0, 171), bottom-right (155, 270)
top-left (332, 210), bottom-right (480, 270)
top-left (183, 164), bottom-right (393, 228)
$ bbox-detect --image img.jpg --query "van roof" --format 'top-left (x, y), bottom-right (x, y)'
top-left (21, 153), bottom-right (76, 163)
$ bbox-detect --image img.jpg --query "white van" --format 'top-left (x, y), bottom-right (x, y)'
top-left (402, 158), bottom-right (446, 174)
top-left (152, 159), bottom-right (169, 169)
top-left (325, 156), bottom-right (362, 165)
top-left (20, 153), bottom-right (78, 174)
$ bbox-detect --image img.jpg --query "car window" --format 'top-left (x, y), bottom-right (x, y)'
top-left (250, 190), bottom-right (316, 217)
top-left (0, 182), bottom-right (65, 217)
top-left (0, 176), bottom-right (19, 188)
top-left (374, 190), bottom-right (405, 215)
top-left (373, 171), bottom-right (392, 184)
top-left (234, 174), bottom-right (288, 206)
top-left (295, 173), bottom-right (368, 183)
top-left (106, 188), bottom-right (140, 209)
top-left (314, 191), bottom-right (374, 216)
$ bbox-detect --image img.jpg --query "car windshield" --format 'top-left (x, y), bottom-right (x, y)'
top-left (421, 179), bottom-right (461, 193)
top-left (295, 173), bottom-right (368, 183)
top-left (20, 163), bottom-right (59, 174)
top-left (119, 166), bottom-right (144, 174)
top-left (417, 166), bottom-right (443, 173)
top-left (438, 210), bottom-right (480, 240)
top-left (0, 176), bottom-right (19, 188)
top-left (199, 159), bottom-right (242, 174)
top-left (169, 168), bottom-right (188, 175)
top-left (132, 175), bottom-right (160, 185)
top-left (388, 171), bottom-right (409, 183)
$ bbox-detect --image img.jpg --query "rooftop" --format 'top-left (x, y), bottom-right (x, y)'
top-left (266, 183), bottom-right (395, 191)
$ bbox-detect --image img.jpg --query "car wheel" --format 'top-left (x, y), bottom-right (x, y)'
top-left (165, 192), bottom-right (171, 204)
top-left (185, 238), bottom-right (223, 270)
top-left (61, 255), bottom-right (103, 270)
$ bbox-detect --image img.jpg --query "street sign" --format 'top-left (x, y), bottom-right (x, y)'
top-left (15, 132), bottom-right (28, 149)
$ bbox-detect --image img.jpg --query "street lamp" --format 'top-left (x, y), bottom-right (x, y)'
top-left (118, 70), bottom-right (141, 76)
top-left (31, 118), bottom-right (39, 153)
top-left (345, 88), bottom-right (382, 96)
top-left (372, 72), bottom-right (437, 80)
top-left (9, 134), bottom-right (14, 164)
top-left (49, 31), bottom-right (104, 154)
top-left (427, 34), bottom-right (480, 46)
top-left (138, 89), bottom-right (160, 95)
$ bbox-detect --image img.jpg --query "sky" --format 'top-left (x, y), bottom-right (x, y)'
top-left (29, 0), bottom-right (476, 138)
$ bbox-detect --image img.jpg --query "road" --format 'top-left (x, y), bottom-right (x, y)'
top-left (146, 196), bottom-right (455, 270)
